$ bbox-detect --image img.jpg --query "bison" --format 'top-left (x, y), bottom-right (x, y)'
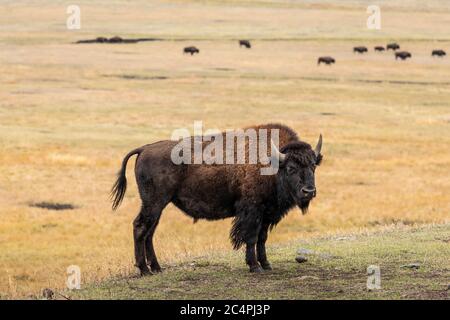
top-left (395, 51), bottom-right (412, 60)
top-left (353, 46), bottom-right (368, 54)
top-left (96, 37), bottom-right (108, 43)
top-left (374, 46), bottom-right (385, 52)
top-left (432, 49), bottom-right (446, 57)
top-left (111, 124), bottom-right (323, 275)
top-left (239, 40), bottom-right (251, 48)
top-left (317, 56), bottom-right (335, 65)
top-left (183, 46), bottom-right (200, 55)
top-left (387, 43), bottom-right (400, 51)
top-left (108, 36), bottom-right (123, 43)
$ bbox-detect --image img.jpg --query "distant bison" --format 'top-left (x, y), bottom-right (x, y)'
top-left (183, 46), bottom-right (200, 55)
top-left (353, 46), bottom-right (368, 54)
top-left (108, 36), bottom-right (123, 43)
top-left (318, 56), bottom-right (335, 65)
top-left (239, 40), bottom-right (251, 48)
top-left (395, 51), bottom-right (412, 60)
top-left (374, 46), bottom-right (385, 52)
top-left (432, 49), bottom-right (446, 57)
top-left (96, 37), bottom-right (108, 43)
top-left (387, 43), bottom-right (400, 51)
top-left (111, 124), bottom-right (323, 275)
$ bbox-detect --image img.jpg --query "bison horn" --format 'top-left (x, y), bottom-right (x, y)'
top-left (270, 139), bottom-right (286, 164)
top-left (314, 134), bottom-right (323, 157)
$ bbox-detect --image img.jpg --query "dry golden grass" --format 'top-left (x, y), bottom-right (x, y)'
top-left (0, 0), bottom-right (449, 298)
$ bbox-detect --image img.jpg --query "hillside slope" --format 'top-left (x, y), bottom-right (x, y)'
top-left (69, 224), bottom-right (449, 300)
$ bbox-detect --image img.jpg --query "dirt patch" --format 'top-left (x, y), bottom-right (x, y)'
top-left (104, 74), bottom-right (168, 81)
top-left (30, 202), bottom-right (77, 211)
top-left (320, 112), bottom-right (336, 116)
top-left (213, 68), bottom-right (235, 71)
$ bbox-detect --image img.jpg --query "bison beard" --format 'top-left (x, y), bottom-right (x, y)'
top-left (111, 123), bottom-right (322, 274)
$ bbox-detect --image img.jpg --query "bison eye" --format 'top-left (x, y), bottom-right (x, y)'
top-left (287, 166), bottom-right (297, 174)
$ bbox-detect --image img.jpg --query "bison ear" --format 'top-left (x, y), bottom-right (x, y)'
top-left (314, 134), bottom-right (323, 165)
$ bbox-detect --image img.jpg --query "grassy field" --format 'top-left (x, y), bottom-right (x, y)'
top-left (0, 0), bottom-right (449, 298)
top-left (69, 224), bottom-right (450, 299)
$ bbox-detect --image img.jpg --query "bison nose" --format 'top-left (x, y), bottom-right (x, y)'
top-left (301, 187), bottom-right (316, 197)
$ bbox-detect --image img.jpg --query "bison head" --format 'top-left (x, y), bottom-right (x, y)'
top-left (272, 135), bottom-right (323, 214)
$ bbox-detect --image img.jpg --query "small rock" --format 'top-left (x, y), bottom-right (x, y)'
top-left (42, 288), bottom-right (54, 300)
top-left (446, 284), bottom-right (450, 291)
top-left (295, 256), bottom-right (308, 263)
top-left (400, 263), bottom-right (420, 269)
top-left (335, 236), bottom-right (356, 241)
top-left (298, 275), bottom-right (319, 280)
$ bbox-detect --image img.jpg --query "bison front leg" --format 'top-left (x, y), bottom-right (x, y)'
top-left (231, 210), bottom-right (263, 273)
top-left (257, 223), bottom-right (272, 270)
top-left (246, 242), bottom-right (263, 273)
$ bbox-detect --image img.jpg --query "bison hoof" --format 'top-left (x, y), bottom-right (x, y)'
top-left (151, 266), bottom-right (162, 273)
top-left (260, 262), bottom-right (272, 271)
top-left (249, 265), bottom-right (264, 273)
top-left (138, 266), bottom-right (152, 276)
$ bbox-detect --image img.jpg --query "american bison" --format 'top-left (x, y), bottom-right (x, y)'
top-left (239, 40), bottom-right (251, 48)
top-left (96, 37), bottom-right (108, 43)
top-left (353, 46), bottom-right (368, 54)
top-left (108, 36), bottom-right (123, 43)
top-left (111, 124), bottom-right (323, 275)
top-left (374, 46), bottom-right (385, 52)
top-left (387, 43), bottom-right (400, 51)
top-left (183, 46), bottom-right (200, 55)
top-left (318, 56), bottom-right (335, 65)
top-left (432, 49), bottom-right (446, 57)
top-left (395, 51), bottom-right (412, 60)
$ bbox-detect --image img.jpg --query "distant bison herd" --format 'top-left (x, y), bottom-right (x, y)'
top-left (178, 40), bottom-right (445, 65)
top-left (76, 37), bottom-right (446, 65)
top-left (319, 42), bottom-right (446, 65)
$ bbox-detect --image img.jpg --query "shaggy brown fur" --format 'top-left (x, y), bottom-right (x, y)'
top-left (387, 43), bottom-right (400, 50)
top-left (432, 49), bottom-right (446, 57)
top-left (395, 51), bottom-right (412, 60)
top-left (183, 46), bottom-right (199, 55)
top-left (318, 56), bottom-right (335, 65)
top-left (111, 123), bottom-right (323, 274)
top-left (353, 46), bottom-right (368, 54)
top-left (239, 40), bottom-right (251, 48)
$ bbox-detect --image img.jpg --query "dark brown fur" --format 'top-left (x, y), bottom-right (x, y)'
top-left (432, 49), bottom-right (446, 57)
top-left (111, 124), bottom-right (323, 274)
top-left (318, 56), bottom-right (335, 65)
top-left (387, 43), bottom-right (400, 51)
top-left (395, 51), bottom-right (411, 60)
top-left (239, 40), bottom-right (251, 48)
top-left (183, 46), bottom-right (200, 55)
top-left (353, 46), bottom-right (368, 54)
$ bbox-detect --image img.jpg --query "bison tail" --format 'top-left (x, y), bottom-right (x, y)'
top-left (230, 217), bottom-right (246, 250)
top-left (111, 147), bottom-right (142, 210)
